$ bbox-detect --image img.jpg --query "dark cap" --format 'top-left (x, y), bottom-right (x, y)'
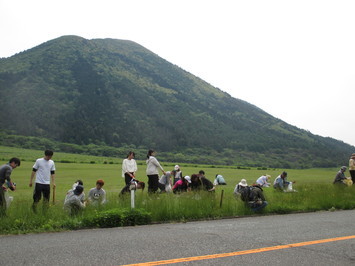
top-left (74, 185), bottom-right (84, 195)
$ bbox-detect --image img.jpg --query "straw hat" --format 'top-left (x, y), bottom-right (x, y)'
top-left (238, 179), bottom-right (248, 187)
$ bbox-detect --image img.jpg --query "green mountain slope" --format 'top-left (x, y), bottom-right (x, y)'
top-left (0, 35), bottom-right (353, 168)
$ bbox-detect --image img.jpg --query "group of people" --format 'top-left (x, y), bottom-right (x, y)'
top-left (0, 150), bottom-right (108, 216)
top-left (63, 179), bottom-right (107, 215)
top-left (233, 171), bottom-right (297, 212)
top-left (332, 153), bottom-right (355, 186)
top-left (2, 149), bottom-right (354, 216)
top-left (121, 150), bottom-right (228, 195)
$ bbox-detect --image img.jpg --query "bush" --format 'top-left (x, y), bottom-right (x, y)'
top-left (82, 208), bottom-right (151, 228)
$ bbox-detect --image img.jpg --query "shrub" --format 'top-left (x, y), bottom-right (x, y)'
top-left (82, 208), bottom-right (151, 228)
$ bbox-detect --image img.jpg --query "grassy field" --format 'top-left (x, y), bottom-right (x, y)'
top-left (1, 146), bottom-right (354, 234)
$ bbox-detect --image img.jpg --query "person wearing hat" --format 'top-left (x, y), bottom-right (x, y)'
top-left (87, 179), bottom-right (107, 205)
top-left (172, 176), bottom-right (191, 194)
top-left (333, 166), bottom-right (351, 186)
top-left (273, 171), bottom-right (296, 192)
top-left (66, 179), bottom-right (85, 204)
top-left (349, 154), bottom-right (355, 184)
top-left (233, 179), bottom-right (268, 211)
top-left (171, 165), bottom-right (182, 185)
top-left (234, 179), bottom-right (248, 198)
top-left (255, 174), bottom-right (271, 187)
top-left (64, 184), bottom-right (85, 215)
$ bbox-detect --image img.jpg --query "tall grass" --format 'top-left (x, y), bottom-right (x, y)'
top-left (3, 184), bottom-right (354, 235)
top-left (1, 146), bottom-right (355, 235)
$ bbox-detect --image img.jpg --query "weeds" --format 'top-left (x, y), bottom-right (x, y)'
top-left (1, 184), bottom-right (354, 235)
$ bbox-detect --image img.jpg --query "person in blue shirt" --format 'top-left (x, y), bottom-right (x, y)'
top-left (273, 171), bottom-right (296, 192)
top-left (213, 174), bottom-right (227, 185)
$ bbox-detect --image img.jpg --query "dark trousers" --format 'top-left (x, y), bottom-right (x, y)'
top-left (350, 170), bottom-right (355, 184)
top-left (33, 183), bottom-right (50, 203)
top-left (147, 175), bottom-right (165, 193)
top-left (0, 189), bottom-right (6, 216)
top-left (125, 173), bottom-right (134, 185)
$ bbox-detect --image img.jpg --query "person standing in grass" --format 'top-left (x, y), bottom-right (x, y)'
top-left (122, 151), bottom-right (138, 185)
top-left (349, 154), bottom-right (355, 184)
top-left (146, 149), bottom-right (165, 193)
top-left (29, 150), bottom-right (56, 211)
top-left (0, 158), bottom-right (20, 216)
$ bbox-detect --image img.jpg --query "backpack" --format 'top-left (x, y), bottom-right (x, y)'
top-left (240, 186), bottom-right (251, 202)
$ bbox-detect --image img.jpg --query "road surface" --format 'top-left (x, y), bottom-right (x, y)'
top-left (1, 210), bottom-right (354, 265)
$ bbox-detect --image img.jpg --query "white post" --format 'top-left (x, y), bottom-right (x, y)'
top-left (130, 187), bottom-right (135, 209)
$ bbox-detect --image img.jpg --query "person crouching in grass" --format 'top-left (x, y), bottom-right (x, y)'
top-left (64, 185), bottom-right (85, 215)
top-left (87, 179), bottom-right (107, 206)
top-left (333, 166), bottom-right (352, 186)
top-left (172, 176), bottom-right (191, 194)
top-left (190, 174), bottom-right (215, 192)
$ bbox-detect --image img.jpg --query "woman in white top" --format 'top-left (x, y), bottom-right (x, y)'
top-left (146, 149), bottom-right (165, 193)
top-left (255, 175), bottom-right (271, 187)
top-left (349, 153), bottom-right (355, 184)
top-left (122, 151), bottom-right (138, 185)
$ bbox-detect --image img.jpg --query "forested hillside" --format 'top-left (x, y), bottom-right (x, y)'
top-left (0, 35), bottom-right (353, 168)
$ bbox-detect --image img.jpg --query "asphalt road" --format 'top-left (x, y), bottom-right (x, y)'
top-left (1, 210), bottom-right (355, 266)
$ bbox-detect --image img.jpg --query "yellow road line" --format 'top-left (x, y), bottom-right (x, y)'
top-left (121, 235), bottom-right (355, 266)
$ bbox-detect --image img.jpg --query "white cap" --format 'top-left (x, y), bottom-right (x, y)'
top-left (184, 176), bottom-right (191, 183)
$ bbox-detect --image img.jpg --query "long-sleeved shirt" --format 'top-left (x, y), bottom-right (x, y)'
top-left (213, 175), bottom-right (226, 185)
top-left (349, 158), bottom-right (355, 171)
top-left (122, 158), bottom-right (138, 177)
top-left (0, 163), bottom-right (13, 186)
top-left (273, 175), bottom-right (290, 190)
top-left (256, 176), bottom-right (271, 187)
top-left (146, 156), bottom-right (164, 175)
top-left (64, 191), bottom-right (85, 213)
top-left (87, 187), bottom-right (106, 204)
top-left (333, 170), bottom-right (346, 184)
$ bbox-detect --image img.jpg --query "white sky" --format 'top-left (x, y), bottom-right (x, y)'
top-left (1, 0), bottom-right (355, 147)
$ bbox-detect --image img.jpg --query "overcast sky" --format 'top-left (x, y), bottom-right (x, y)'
top-left (1, 0), bottom-right (355, 147)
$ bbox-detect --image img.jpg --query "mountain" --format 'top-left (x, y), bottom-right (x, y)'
top-left (0, 35), bottom-right (353, 168)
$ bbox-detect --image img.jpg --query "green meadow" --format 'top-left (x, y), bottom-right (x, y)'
top-left (1, 146), bottom-right (354, 235)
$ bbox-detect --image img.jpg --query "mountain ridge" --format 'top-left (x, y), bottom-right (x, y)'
top-left (0, 35), bottom-right (353, 168)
